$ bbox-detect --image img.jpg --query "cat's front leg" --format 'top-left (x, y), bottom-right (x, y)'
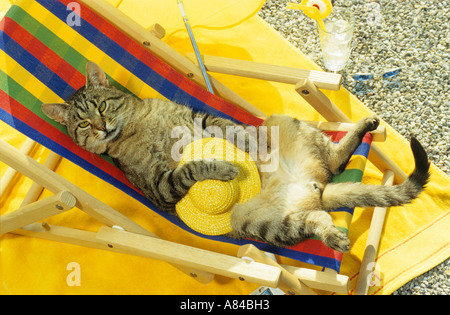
top-left (173, 159), bottom-right (239, 190)
top-left (145, 160), bottom-right (238, 213)
top-left (200, 114), bottom-right (258, 157)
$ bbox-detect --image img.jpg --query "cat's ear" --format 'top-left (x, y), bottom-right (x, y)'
top-left (85, 61), bottom-right (111, 88)
top-left (41, 103), bottom-right (70, 125)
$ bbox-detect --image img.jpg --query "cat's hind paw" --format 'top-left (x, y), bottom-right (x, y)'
top-left (362, 115), bottom-right (380, 132)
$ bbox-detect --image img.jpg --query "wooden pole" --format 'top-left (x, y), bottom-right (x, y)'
top-left (0, 190), bottom-right (76, 234)
top-left (238, 244), bottom-right (317, 295)
top-left (96, 227), bottom-right (281, 287)
top-left (186, 53), bottom-right (342, 91)
top-left (20, 152), bottom-right (61, 207)
top-left (354, 170), bottom-right (395, 295)
top-left (0, 138), bottom-right (36, 197)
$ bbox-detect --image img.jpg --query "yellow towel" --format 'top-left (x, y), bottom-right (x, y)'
top-left (1, 0), bottom-right (449, 295)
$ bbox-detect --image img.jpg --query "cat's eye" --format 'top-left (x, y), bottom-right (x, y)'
top-left (79, 121), bottom-right (90, 128)
top-left (98, 101), bottom-right (107, 113)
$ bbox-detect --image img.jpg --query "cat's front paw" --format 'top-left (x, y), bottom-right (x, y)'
top-left (362, 115), bottom-right (380, 132)
top-left (207, 160), bottom-right (239, 181)
top-left (323, 227), bottom-right (350, 253)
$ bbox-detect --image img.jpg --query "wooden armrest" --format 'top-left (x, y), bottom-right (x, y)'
top-left (304, 120), bottom-right (386, 142)
top-left (186, 53), bottom-right (342, 91)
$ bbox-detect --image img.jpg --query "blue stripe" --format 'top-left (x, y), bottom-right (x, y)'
top-left (35, 0), bottom-right (242, 125)
top-left (354, 141), bottom-right (370, 156)
top-left (332, 140), bottom-right (370, 157)
top-left (249, 241), bottom-right (340, 270)
top-left (0, 31), bottom-right (75, 100)
top-left (330, 207), bottom-right (354, 214)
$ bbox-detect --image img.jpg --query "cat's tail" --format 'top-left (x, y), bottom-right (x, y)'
top-left (321, 137), bottom-right (430, 210)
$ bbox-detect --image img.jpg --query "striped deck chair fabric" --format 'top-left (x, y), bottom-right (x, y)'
top-left (0, 0), bottom-right (372, 272)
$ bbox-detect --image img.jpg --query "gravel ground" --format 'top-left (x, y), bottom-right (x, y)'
top-left (258, 0), bottom-right (449, 295)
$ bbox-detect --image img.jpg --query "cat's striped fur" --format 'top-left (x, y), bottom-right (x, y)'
top-left (42, 62), bottom-right (430, 252)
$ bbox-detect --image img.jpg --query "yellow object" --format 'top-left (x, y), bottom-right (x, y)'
top-left (1, 0), bottom-right (449, 295)
top-left (176, 138), bottom-right (261, 235)
top-left (287, 0), bottom-right (332, 31)
top-left (113, 0), bottom-right (266, 36)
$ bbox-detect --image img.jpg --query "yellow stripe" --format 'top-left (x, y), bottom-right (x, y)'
top-left (0, 50), bottom-right (61, 103)
top-left (18, 0), bottom-right (161, 100)
top-left (330, 211), bottom-right (353, 229)
top-left (346, 155), bottom-right (367, 172)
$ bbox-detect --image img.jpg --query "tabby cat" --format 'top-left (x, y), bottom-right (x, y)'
top-left (42, 62), bottom-right (430, 252)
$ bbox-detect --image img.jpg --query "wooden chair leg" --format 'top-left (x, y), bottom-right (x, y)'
top-left (0, 190), bottom-right (76, 234)
top-left (282, 264), bottom-right (349, 294)
top-left (354, 170), bottom-right (394, 295)
top-left (0, 138), bottom-right (36, 197)
top-left (238, 244), bottom-right (317, 295)
top-left (20, 151), bottom-right (61, 207)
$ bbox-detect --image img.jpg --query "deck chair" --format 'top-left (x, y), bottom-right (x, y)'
top-left (1, 0), bottom-right (440, 295)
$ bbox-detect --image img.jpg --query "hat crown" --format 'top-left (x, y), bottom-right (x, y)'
top-left (176, 138), bottom-right (261, 235)
top-left (189, 180), bottom-right (239, 215)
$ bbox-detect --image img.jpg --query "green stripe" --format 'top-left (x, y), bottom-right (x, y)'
top-left (332, 168), bottom-right (364, 183)
top-left (0, 69), bottom-right (66, 133)
top-left (5, 5), bottom-right (132, 95)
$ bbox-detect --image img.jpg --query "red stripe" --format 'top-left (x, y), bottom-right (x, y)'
top-left (58, 0), bottom-right (263, 126)
top-left (288, 239), bottom-right (344, 260)
top-left (0, 89), bottom-right (142, 195)
top-left (0, 17), bottom-right (85, 90)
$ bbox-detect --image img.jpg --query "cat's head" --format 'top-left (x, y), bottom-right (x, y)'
top-left (42, 62), bottom-right (128, 154)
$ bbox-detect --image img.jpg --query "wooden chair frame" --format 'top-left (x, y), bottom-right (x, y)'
top-left (0, 0), bottom-right (402, 294)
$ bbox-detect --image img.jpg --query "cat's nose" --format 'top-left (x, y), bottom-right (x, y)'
top-left (96, 122), bottom-right (106, 131)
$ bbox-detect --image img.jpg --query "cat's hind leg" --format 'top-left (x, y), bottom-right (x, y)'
top-left (228, 193), bottom-right (350, 252)
top-left (328, 115), bottom-right (379, 174)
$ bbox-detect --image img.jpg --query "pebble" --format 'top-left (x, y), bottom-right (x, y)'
top-left (258, 0), bottom-right (449, 295)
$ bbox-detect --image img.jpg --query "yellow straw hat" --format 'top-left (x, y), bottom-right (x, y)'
top-left (175, 138), bottom-right (261, 235)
